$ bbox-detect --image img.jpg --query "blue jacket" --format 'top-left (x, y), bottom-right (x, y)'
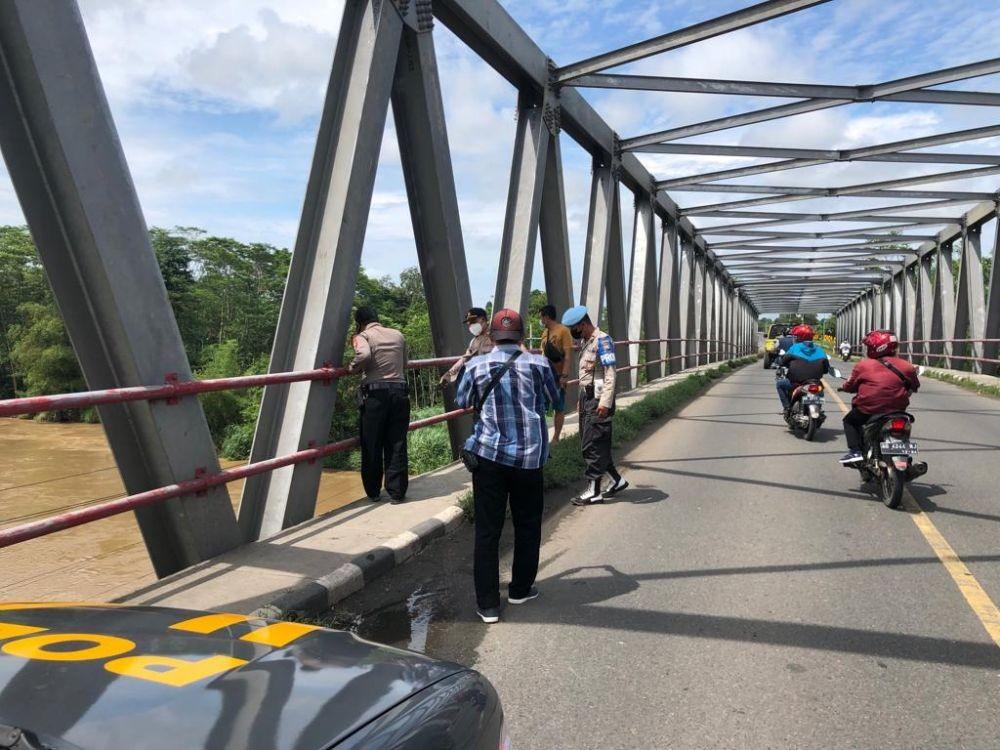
top-left (781, 342), bottom-right (830, 383)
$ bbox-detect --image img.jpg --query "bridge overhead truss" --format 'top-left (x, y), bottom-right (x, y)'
top-left (1, 0), bottom-right (996, 569)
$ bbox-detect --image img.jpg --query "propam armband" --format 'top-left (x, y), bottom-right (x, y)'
top-left (597, 336), bottom-right (616, 367)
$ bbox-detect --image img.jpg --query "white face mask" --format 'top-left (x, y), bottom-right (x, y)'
top-left (468, 322), bottom-right (483, 336)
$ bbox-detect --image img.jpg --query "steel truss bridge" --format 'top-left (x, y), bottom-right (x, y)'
top-left (0, 0), bottom-right (997, 575)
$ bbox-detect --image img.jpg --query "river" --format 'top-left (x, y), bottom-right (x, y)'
top-left (0, 418), bottom-right (366, 602)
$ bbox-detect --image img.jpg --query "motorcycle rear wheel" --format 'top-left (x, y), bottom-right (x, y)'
top-left (879, 466), bottom-right (904, 509)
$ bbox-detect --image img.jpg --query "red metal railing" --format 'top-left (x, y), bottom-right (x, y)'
top-left (0, 337), bottom-right (753, 548)
top-left (897, 339), bottom-right (1000, 367)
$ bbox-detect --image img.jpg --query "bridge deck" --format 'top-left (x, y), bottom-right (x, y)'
top-left (327, 361), bottom-right (1000, 749)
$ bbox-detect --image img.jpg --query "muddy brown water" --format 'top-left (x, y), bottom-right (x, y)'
top-left (0, 418), bottom-right (366, 603)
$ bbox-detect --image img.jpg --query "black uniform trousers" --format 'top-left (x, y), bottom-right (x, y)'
top-left (580, 393), bottom-right (616, 480)
top-left (359, 387), bottom-right (410, 500)
top-left (472, 457), bottom-right (544, 610)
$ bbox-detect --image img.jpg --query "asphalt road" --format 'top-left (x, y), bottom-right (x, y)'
top-left (331, 360), bottom-right (1000, 749)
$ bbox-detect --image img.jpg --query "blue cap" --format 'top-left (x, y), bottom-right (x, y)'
top-left (561, 305), bottom-right (589, 326)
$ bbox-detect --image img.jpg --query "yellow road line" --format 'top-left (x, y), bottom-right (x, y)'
top-left (825, 381), bottom-right (1000, 648)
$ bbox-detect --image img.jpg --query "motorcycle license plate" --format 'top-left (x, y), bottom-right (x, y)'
top-left (880, 439), bottom-right (917, 456)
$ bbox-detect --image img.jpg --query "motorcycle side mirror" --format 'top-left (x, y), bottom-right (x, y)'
top-left (830, 367), bottom-right (843, 379)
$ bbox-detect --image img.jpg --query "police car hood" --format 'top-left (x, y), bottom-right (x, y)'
top-left (0, 604), bottom-right (463, 750)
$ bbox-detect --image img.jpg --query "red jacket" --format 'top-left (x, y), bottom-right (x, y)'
top-left (842, 356), bottom-right (920, 414)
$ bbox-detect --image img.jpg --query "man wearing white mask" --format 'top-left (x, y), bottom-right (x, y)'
top-left (440, 306), bottom-right (495, 385)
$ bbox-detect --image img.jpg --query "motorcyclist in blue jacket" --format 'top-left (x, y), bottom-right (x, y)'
top-left (776, 324), bottom-right (830, 419)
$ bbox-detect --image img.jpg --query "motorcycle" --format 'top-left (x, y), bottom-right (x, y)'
top-left (850, 412), bottom-right (928, 508)
top-left (839, 343), bottom-right (852, 361)
top-left (775, 354), bottom-right (839, 441)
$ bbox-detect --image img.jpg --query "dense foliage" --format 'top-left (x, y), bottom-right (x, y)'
top-left (0, 225), bottom-right (552, 474)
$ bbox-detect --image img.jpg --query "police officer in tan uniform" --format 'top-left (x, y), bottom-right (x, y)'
top-left (440, 307), bottom-right (494, 386)
top-left (562, 305), bottom-right (628, 505)
top-left (348, 306), bottom-right (409, 503)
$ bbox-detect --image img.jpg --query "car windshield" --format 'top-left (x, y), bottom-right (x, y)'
top-left (767, 324), bottom-right (785, 338)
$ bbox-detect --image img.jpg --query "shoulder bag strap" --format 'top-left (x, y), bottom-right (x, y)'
top-left (878, 359), bottom-right (912, 391)
top-left (474, 351), bottom-right (523, 417)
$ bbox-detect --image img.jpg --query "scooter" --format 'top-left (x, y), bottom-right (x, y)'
top-left (775, 352), bottom-right (841, 442)
top-left (839, 343), bottom-right (852, 361)
top-left (851, 412), bottom-right (928, 508)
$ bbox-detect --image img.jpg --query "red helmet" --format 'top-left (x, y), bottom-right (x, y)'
top-left (862, 329), bottom-right (898, 358)
top-left (789, 324), bottom-right (814, 341)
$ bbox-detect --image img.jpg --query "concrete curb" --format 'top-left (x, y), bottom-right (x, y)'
top-left (248, 356), bottom-right (760, 621)
top-left (250, 503), bottom-right (466, 620)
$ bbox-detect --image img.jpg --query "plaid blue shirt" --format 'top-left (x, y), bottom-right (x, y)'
top-left (456, 344), bottom-right (559, 469)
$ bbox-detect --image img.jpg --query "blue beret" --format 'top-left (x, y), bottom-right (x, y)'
top-left (561, 305), bottom-right (589, 326)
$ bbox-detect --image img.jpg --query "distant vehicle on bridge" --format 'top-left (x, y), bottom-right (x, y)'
top-left (762, 323), bottom-right (789, 369)
top-left (0, 604), bottom-right (507, 750)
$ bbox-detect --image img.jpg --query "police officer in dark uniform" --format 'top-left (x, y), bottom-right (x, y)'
top-left (562, 305), bottom-right (628, 505)
top-left (348, 306), bottom-right (409, 503)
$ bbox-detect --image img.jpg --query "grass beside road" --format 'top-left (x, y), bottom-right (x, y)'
top-left (921, 368), bottom-right (1000, 400)
top-left (458, 355), bottom-right (759, 521)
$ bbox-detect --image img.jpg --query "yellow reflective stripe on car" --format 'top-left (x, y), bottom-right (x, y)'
top-left (169, 613), bottom-right (251, 634)
top-left (240, 622), bottom-right (319, 648)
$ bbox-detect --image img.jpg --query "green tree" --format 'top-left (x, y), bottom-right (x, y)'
top-left (0, 226), bottom-right (51, 397)
top-left (8, 302), bottom-right (85, 420)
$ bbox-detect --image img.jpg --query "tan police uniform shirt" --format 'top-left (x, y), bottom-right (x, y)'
top-left (443, 331), bottom-right (494, 383)
top-left (578, 326), bottom-right (616, 410)
top-left (350, 322), bottom-right (407, 384)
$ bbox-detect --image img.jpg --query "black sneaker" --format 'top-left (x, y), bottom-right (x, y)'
top-left (477, 606), bottom-right (501, 624)
top-left (389, 496), bottom-right (406, 505)
top-left (604, 477), bottom-right (629, 496)
top-left (572, 490), bottom-right (604, 506)
top-left (839, 451), bottom-right (863, 465)
top-left (508, 587), bottom-right (539, 605)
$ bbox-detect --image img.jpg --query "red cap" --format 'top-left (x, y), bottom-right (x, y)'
top-left (490, 308), bottom-right (523, 342)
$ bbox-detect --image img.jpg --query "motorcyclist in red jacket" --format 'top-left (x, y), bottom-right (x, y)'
top-left (838, 330), bottom-right (920, 464)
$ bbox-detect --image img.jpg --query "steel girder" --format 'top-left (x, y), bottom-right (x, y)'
top-left (623, 57), bottom-right (1000, 150)
top-left (569, 73), bottom-right (1000, 109)
top-left (0, 0), bottom-right (243, 575)
top-left (657, 125), bottom-right (1000, 188)
top-left (554, 0), bottom-right (830, 83)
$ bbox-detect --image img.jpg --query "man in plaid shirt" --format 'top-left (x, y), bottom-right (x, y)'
top-left (456, 308), bottom-right (559, 623)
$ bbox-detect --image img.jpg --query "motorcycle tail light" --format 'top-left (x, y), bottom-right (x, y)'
top-left (807, 384), bottom-right (822, 393)
top-left (889, 417), bottom-right (908, 432)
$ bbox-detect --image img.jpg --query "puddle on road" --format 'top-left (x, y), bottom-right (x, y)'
top-left (324, 586), bottom-right (455, 654)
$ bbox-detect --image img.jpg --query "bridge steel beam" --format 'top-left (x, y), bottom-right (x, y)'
top-left (580, 159), bottom-right (617, 316)
top-left (678, 237), bottom-right (696, 368)
top-left (0, 0), bottom-right (243, 575)
top-left (495, 88), bottom-right (551, 313)
top-left (627, 192), bottom-right (660, 385)
top-left (572, 74), bottom-right (1000, 109)
top-left (433, 0), bottom-right (735, 290)
top-left (658, 219), bottom-right (681, 373)
top-left (985, 216), bottom-right (1000, 374)
top-left (623, 57), bottom-right (1000, 150)
top-left (953, 224), bottom-right (987, 372)
top-left (930, 241), bottom-right (957, 368)
top-left (605, 181), bottom-right (631, 378)
top-left (554, 0), bottom-right (829, 83)
top-left (392, 19), bottom-right (474, 457)
top-left (240, 0), bottom-right (404, 540)
top-left (655, 125), bottom-right (1000, 187)
top-left (538, 133), bottom-right (575, 321)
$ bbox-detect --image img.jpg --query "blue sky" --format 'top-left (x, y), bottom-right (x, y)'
top-left (0, 0), bottom-right (997, 315)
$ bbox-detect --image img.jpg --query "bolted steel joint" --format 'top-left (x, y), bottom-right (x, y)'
top-left (415, 0), bottom-right (433, 31)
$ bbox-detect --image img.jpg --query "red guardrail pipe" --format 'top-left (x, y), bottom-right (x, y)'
top-left (0, 339), bottom-right (739, 418)
top-left (0, 343), bottom-right (752, 548)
